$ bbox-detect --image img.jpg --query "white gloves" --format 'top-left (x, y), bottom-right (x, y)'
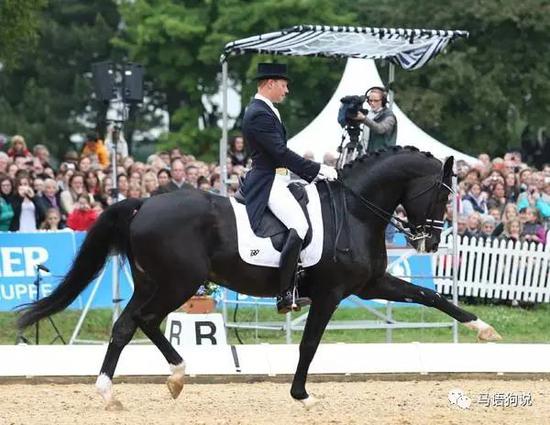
top-left (317, 164), bottom-right (338, 181)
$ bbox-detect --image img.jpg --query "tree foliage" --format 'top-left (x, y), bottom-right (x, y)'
top-left (0, 0), bottom-right (46, 68)
top-left (0, 0), bottom-right (548, 159)
top-left (0, 1), bottom-right (120, 157)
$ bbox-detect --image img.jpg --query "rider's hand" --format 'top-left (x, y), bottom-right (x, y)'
top-left (317, 164), bottom-right (338, 181)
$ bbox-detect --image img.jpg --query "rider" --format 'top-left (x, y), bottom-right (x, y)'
top-left (241, 62), bottom-right (338, 313)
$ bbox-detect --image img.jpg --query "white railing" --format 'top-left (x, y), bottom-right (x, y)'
top-left (433, 233), bottom-right (550, 303)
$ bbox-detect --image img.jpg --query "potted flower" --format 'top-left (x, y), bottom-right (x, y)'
top-left (180, 282), bottom-right (219, 314)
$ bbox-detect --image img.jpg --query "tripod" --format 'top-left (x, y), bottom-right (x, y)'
top-left (16, 265), bottom-right (66, 345)
top-left (336, 124), bottom-right (363, 169)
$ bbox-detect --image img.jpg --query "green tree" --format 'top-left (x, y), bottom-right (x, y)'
top-left (116, 0), bottom-right (354, 160)
top-left (0, 1), bottom-right (120, 158)
top-left (0, 0), bottom-right (46, 68)
top-left (354, 0), bottom-right (550, 156)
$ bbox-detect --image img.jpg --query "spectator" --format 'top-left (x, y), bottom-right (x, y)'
top-left (461, 182), bottom-right (488, 216)
top-left (60, 172), bottom-right (87, 214)
top-left (492, 203), bottom-right (518, 238)
top-left (33, 144), bottom-right (52, 167)
top-left (228, 135), bottom-right (249, 167)
top-left (33, 177), bottom-right (45, 197)
top-left (504, 171), bottom-right (519, 203)
top-left (67, 194), bottom-right (98, 231)
top-left (486, 182), bottom-right (506, 213)
top-left (116, 174), bottom-right (129, 200)
top-left (127, 182), bottom-right (143, 199)
top-left (477, 216), bottom-right (496, 240)
top-left (0, 175), bottom-right (15, 231)
top-left (39, 208), bottom-right (64, 231)
top-left (197, 176), bottom-right (211, 191)
top-left (141, 171), bottom-right (159, 197)
top-left (84, 170), bottom-right (101, 200)
top-left (457, 214), bottom-right (472, 237)
top-left (466, 212), bottom-right (482, 236)
top-left (500, 218), bottom-right (523, 242)
top-left (0, 152), bottom-right (10, 174)
top-left (7, 135), bottom-right (31, 158)
top-left (78, 156), bottom-right (92, 174)
top-left (35, 178), bottom-right (62, 218)
top-left (104, 126), bottom-right (129, 159)
top-left (11, 175), bottom-right (44, 231)
top-left (520, 207), bottom-right (546, 244)
top-left (98, 176), bottom-right (114, 207)
top-left (81, 132), bottom-right (109, 169)
top-left (536, 181), bottom-right (550, 222)
top-left (165, 158), bottom-right (193, 191)
top-left (185, 165), bottom-right (199, 188)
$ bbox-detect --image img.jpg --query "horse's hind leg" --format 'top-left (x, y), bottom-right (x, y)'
top-left (135, 275), bottom-right (202, 399)
top-left (95, 293), bottom-right (144, 410)
top-left (359, 273), bottom-right (502, 341)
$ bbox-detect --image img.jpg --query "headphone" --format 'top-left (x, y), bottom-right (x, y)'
top-left (365, 86), bottom-right (388, 107)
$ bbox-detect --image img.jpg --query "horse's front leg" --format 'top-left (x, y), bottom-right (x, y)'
top-left (290, 290), bottom-right (341, 409)
top-left (358, 273), bottom-right (502, 341)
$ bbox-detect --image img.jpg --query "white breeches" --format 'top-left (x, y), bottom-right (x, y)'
top-left (268, 176), bottom-right (308, 240)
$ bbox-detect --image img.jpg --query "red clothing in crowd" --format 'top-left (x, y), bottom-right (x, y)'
top-left (67, 209), bottom-right (98, 231)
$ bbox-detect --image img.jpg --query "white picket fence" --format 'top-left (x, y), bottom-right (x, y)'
top-left (433, 234), bottom-right (550, 303)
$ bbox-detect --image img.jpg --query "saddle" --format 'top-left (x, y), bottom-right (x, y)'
top-left (234, 182), bottom-right (313, 252)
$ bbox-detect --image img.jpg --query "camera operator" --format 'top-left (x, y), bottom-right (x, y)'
top-left (353, 87), bottom-right (397, 153)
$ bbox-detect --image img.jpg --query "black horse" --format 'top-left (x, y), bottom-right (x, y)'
top-left (17, 146), bottom-right (500, 410)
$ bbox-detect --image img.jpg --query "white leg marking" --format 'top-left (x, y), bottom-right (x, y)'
top-left (464, 319), bottom-right (502, 341)
top-left (167, 361), bottom-right (186, 399)
top-left (296, 395), bottom-right (319, 410)
top-left (96, 373), bottom-right (124, 411)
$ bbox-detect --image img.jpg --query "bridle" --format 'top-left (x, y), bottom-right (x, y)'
top-left (337, 170), bottom-right (454, 242)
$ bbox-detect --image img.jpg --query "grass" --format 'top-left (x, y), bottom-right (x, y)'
top-left (3, 302), bottom-right (550, 345)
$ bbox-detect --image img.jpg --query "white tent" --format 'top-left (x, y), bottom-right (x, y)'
top-left (288, 58), bottom-right (476, 163)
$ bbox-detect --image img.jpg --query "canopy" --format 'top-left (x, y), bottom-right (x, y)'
top-left (219, 25), bottom-right (469, 194)
top-left (222, 25), bottom-right (468, 70)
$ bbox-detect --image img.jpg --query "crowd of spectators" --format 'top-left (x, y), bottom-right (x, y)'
top-left (0, 131), bottom-right (548, 248)
top-left (0, 132), bottom-right (251, 232)
top-left (446, 152), bottom-right (550, 245)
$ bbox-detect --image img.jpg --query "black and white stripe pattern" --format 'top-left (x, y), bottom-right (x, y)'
top-left (222, 25), bottom-right (468, 70)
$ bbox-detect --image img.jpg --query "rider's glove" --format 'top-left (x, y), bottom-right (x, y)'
top-left (317, 164), bottom-right (338, 181)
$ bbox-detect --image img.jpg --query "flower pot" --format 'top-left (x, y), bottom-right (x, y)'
top-left (180, 295), bottom-right (216, 314)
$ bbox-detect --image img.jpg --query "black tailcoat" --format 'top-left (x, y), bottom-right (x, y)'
top-left (241, 98), bottom-right (320, 231)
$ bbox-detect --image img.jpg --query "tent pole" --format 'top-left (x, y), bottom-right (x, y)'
top-left (220, 60), bottom-right (229, 197)
top-left (388, 62), bottom-right (395, 109)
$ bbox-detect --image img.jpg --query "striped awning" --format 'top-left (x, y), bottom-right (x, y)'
top-left (222, 25), bottom-right (468, 70)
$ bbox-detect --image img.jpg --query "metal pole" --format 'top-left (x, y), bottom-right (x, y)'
top-left (451, 175), bottom-right (459, 343)
top-left (388, 63), bottom-right (395, 109)
top-left (385, 302), bottom-right (393, 343)
top-left (111, 119), bottom-right (121, 326)
top-left (220, 60), bottom-right (229, 197)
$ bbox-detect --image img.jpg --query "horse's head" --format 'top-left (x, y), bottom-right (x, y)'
top-left (400, 156), bottom-right (454, 253)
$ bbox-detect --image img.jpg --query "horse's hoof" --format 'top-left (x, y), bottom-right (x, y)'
top-left (105, 398), bottom-right (124, 411)
top-left (295, 395), bottom-right (319, 410)
top-left (478, 326), bottom-right (502, 342)
top-left (167, 375), bottom-right (184, 399)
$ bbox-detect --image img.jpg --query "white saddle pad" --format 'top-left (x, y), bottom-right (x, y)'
top-left (229, 184), bottom-right (324, 268)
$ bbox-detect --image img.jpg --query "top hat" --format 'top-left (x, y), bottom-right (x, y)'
top-left (254, 63), bottom-right (290, 81)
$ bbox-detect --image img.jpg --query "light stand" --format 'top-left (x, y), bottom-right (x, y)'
top-left (16, 265), bottom-right (66, 345)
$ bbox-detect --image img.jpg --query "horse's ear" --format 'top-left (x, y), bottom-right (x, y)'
top-left (443, 156), bottom-right (454, 176)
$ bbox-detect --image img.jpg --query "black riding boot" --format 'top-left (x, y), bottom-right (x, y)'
top-left (276, 229), bottom-right (312, 314)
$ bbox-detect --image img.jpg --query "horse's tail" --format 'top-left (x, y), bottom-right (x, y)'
top-left (17, 198), bottom-right (144, 330)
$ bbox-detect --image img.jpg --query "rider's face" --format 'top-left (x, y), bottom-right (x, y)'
top-left (269, 79), bottom-right (288, 103)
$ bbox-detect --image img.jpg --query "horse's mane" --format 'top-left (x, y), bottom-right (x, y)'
top-left (339, 145), bottom-right (437, 178)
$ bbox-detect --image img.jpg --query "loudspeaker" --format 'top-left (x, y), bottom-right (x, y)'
top-left (122, 63), bottom-right (144, 102)
top-left (91, 61), bottom-right (116, 102)
top-left (366, 86), bottom-right (388, 107)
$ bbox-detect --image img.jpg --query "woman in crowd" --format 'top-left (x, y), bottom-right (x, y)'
top-left (60, 172), bottom-right (87, 214)
top-left (0, 175), bottom-right (15, 231)
top-left (486, 182), bottom-right (506, 213)
top-left (11, 175), bottom-right (44, 231)
top-left (84, 170), bottom-right (101, 201)
top-left (504, 171), bottom-right (519, 203)
top-left (127, 182), bottom-right (143, 199)
top-left (491, 203), bottom-right (518, 238)
top-left (501, 218), bottom-right (523, 242)
top-left (141, 171), bottom-right (158, 197)
top-left (228, 135), bottom-right (249, 167)
top-left (520, 207), bottom-right (546, 244)
top-left (461, 182), bottom-right (488, 216)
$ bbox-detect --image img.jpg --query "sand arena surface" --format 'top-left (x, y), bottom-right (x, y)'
top-left (0, 378), bottom-right (549, 425)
